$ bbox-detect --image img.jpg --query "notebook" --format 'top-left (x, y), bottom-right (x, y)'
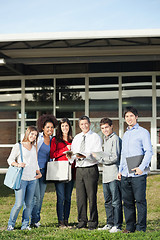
top-left (126, 155), bottom-right (144, 173)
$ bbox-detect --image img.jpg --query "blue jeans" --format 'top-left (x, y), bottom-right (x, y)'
top-left (121, 175), bottom-right (147, 232)
top-left (55, 180), bottom-right (74, 221)
top-left (8, 179), bottom-right (37, 230)
top-left (103, 180), bottom-right (123, 229)
top-left (31, 168), bottom-right (47, 224)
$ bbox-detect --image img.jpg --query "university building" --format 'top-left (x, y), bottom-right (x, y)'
top-left (0, 29), bottom-right (160, 171)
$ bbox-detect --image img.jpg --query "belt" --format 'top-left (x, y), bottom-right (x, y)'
top-left (77, 164), bottom-right (97, 168)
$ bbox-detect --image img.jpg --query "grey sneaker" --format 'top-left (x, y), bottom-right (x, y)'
top-left (7, 225), bottom-right (14, 231)
top-left (98, 224), bottom-right (112, 230)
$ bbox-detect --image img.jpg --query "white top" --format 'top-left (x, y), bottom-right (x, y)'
top-left (7, 143), bottom-right (39, 181)
top-left (71, 130), bottom-right (102, 167)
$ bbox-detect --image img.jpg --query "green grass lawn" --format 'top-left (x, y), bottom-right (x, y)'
top-left (0, 173), bottom-right (160, 239)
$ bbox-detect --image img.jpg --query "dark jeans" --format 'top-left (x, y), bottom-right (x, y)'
top-left (121, 175), bottom-right (147, 232)
top-left (55, 180), bottom-right (74, 221)
top-left (103, 180), bottom-right (123, 229)
top-left (76, 165), bottom-right (99, 229)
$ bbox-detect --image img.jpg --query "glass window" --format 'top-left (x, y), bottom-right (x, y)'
top-left (25, 120), bottom-right (37, 129)
top-left (56, 78), bottom-right (85, 119)
top-left (122, 76), bottom-right (152, 117)
top-left (25, 79), bottom-right (54, 118)
top-left (91, 120), bottom-right (119, 139)
top-left (157, 120), bottom-right (160, 144)
top-left (0, 80), bottom-right (21, 119)
top-left (157, 146), bottom-right (160, 169)
top-left (0, 80), bottom-right (21, 146)
top-left (71, 120), bottom-right (119, 139)
top-left (72, 120), bottom-right (81, 137)
top-left (89, 77), bottom-right (119, 118)
top-left (91, 121), bottom-right (103, 138)
top-left (156, 76), bottom-right (160, 117)
top-left (157, 120), bottom-right (160, 169)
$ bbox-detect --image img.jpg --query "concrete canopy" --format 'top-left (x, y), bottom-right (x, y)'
top-left (0, 29), bottom-right (160, 76)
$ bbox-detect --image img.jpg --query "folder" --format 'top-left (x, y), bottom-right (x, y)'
top-left (126, 155), bottom-right (144, 173)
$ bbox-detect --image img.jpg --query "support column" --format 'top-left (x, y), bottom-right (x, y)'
top-left (85, 76), bottom-right (89, 117)
top-left (21, 78), bottom-right (25, 141)
top-left (53, 78), bottom-right (56, 116)
top-left (151, 74), bottom-right (157, 170)
top-left (118, 75), bottom-right (123, 138)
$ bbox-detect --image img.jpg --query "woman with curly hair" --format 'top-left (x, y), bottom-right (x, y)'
top-left (31, 114), bottom-right (58, 228)
top-left (50, 118), bottom-right (76, 228)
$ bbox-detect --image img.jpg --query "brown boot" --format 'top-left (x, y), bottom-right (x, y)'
top-left (58, 220), bottom-right (67, 229)
top-left (64, 220), bottom-right (73, 229)
top-left (64, 220), bottom-right (68, 227)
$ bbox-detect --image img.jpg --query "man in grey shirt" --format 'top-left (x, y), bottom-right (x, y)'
top-left (92, 118), bottom-right (123, 233)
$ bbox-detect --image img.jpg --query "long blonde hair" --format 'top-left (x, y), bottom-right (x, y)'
top-left (22, 126), bottom-right (38, 145)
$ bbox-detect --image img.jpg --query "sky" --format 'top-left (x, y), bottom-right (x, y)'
top-left (0, 0), bottom-right (160, 34)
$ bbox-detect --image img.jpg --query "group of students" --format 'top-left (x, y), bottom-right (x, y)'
top-left (6, 106), bottom-right (153, 233)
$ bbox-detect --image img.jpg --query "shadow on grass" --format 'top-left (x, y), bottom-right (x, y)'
top-left (0, 174), bottom-right (15, 197)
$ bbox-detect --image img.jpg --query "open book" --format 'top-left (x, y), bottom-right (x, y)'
top-left (63, 151), bottom-right (86, 158)
top-left (92, 151), bottom-right (106, 159)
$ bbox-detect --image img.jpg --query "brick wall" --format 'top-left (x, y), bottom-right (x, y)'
top-left (0, 112), bottom-right (16, 168)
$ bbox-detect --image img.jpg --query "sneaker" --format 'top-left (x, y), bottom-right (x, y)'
top-left (22, 226), bottom-right (31, 230)
top-left (109, 226), bottom-right (121, 233)
top-left (98, 224), bottom-right (112, 230)
top-left (34, 222), bottom-right (41, 228)
top-left (7, 225), bottom-right (14, 231)
top-left (30, 222), bottom-right (41, 228)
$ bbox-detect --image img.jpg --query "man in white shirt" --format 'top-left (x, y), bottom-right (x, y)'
top-left (71, 116), bottom-right (102, 230)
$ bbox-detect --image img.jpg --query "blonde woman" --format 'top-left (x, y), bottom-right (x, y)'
top-left (7, 126), bottom-right (42, 231)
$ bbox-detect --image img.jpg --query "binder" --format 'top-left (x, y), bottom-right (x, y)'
top-left (126, 155), bottom-right (144, 173)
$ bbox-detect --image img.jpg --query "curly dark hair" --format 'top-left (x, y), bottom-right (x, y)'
top-left (56, 118), bottom-right (73, 143)
top-left (37, 114), bottom-right (58, 132)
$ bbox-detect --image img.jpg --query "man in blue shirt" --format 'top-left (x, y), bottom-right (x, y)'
top-left (118, 106), bottom-right (153, 233)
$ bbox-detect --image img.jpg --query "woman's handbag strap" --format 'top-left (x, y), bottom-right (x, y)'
top-left (19, 143), bottom-right (23, 163)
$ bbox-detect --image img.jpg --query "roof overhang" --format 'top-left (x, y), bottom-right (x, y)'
top-left (1, 29), bottom-right (160, 76)
top-left (1, 29), bottom-right (160, 41)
